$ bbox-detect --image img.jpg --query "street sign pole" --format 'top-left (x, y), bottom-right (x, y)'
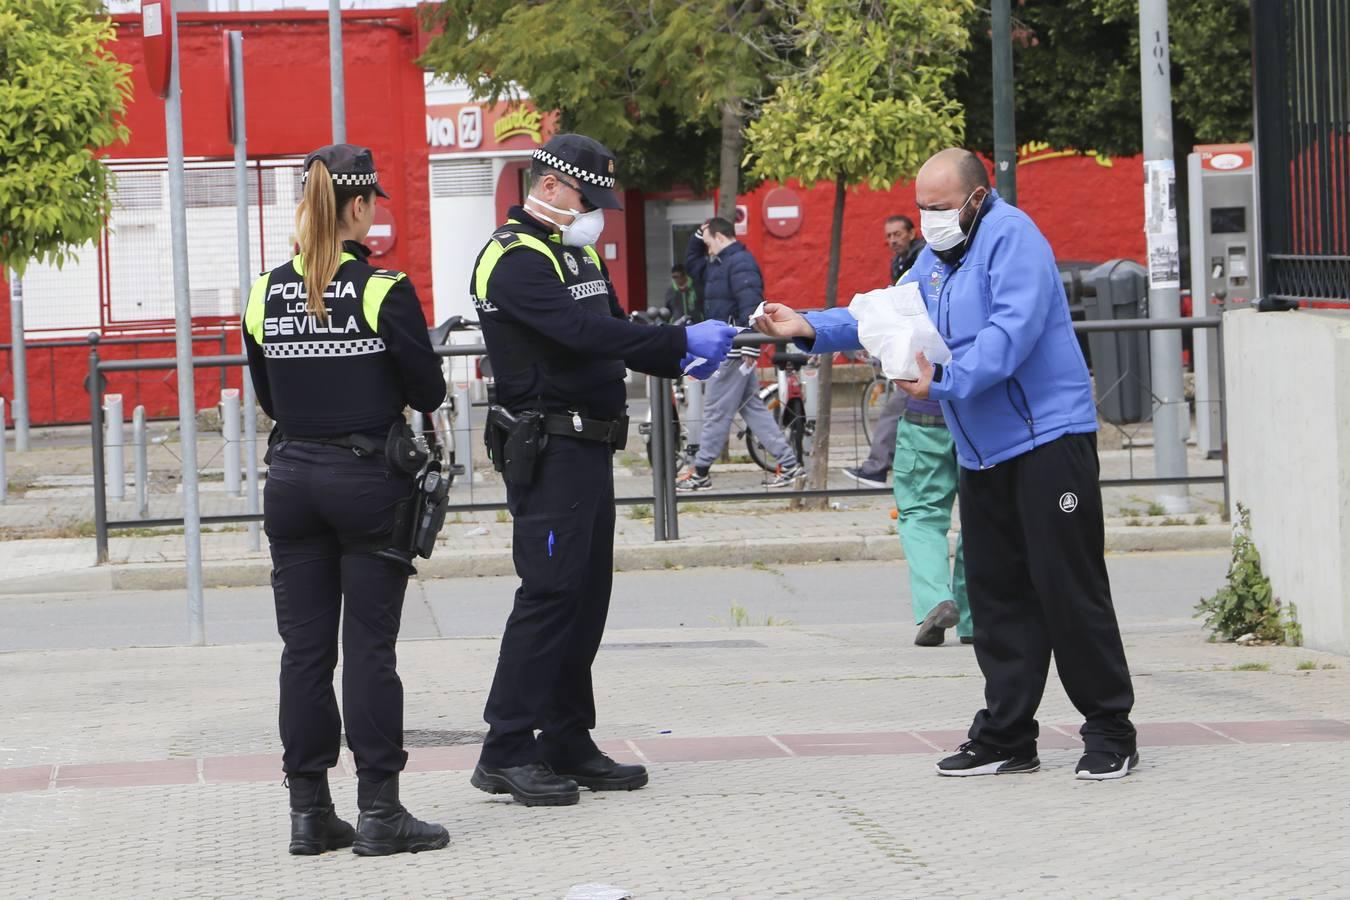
top-left (991, 0), bottom-right (1017, 206)
top-left (164, 3), bottom-right (207, 644)
top-left (328, 0), bottom-right (346, 143)
top-left (1139, 0), bottom-right (1190, 513)
top-left (228, 31), bottom-right (261, 552)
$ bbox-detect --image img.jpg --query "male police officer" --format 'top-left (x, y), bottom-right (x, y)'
top-left (468, 134), bottom-right (736, 806)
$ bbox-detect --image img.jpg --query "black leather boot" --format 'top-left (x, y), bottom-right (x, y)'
top-left (353, 774), bottom-right (450, 856)
top-left (287, 774), bottom-right (355, 856)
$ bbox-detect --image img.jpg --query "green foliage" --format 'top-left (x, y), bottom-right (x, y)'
top-left (746, 0), bottom-right (971, 191)
top-left (1229, 662), bottom-right (1269, 672)
top-left (1295, 660), bottom-right (1317, 671)
top-left (1195, 503), bottom-right (1301, 646)
top-left (955, 0), bottom-right (1251, 157)
top-left (0, 0), bottom-right (131, 276)
top-left (418, 1), bottom-right (789, 192)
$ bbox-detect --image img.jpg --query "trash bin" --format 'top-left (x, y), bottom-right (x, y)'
top-left (1086, 260), bottom-right (1152, 424)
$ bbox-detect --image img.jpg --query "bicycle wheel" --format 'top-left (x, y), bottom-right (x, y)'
top-left (860, 375), bottom-right (893, 446)
top-left (746, 399), bottom-right (806, 474)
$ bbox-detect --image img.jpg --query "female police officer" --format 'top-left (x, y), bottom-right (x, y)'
top-left (242, 144), bottom-right (450, 856)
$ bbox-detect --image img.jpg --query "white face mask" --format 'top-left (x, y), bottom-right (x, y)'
top-left (921, 189), bottom-right (981, 252)
top-left (526, 195), bottom-right (606, 247)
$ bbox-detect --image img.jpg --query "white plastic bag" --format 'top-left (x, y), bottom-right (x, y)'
top-left (847, 282), bottom-right (951, 381)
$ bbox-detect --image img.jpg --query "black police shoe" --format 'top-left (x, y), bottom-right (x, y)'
top-left (470, 762), bottom-right (581, 806)
top-left (551, 753), bottom-right (649, 791)
top-left (352, 775), bottom-right (450, 856)
top-left (286, 774), bottom-right (355, 856)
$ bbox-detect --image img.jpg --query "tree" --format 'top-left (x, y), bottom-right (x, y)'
top-left (746, 0), bottom-right (970, 501)
top-left (418, 1), bottom-right (789, 205)
top-left (955, 0), bottom-right (1251, 158)
top-left (0, 0), bottom-right (131, 277)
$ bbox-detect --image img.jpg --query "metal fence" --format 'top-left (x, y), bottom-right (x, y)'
top-left (84, 317), bottom-right (1227, 559)
top-left (1252, 0), bottom-right (1350, 306)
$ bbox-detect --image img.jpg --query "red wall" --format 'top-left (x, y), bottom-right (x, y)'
top-left (735, 153), bottom-right (1146, 308)
top-left (1, 10), bottom-right (431, 427)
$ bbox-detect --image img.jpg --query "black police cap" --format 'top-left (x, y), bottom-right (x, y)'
top-left (533, 134), bottom-right (621, 210)
top-left (303, 143), bottom-right (390, 199)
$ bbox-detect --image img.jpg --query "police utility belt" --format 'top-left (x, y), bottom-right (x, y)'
top-left (267, 421), bottom-right (450, 561)
top-left (484, 406), bottom-right (628, 487)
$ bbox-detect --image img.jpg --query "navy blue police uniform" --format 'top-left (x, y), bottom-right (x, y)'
top-left (243, 238), bottom-right (444, 782)
top-left (468, 135), bottom-right (686, 802)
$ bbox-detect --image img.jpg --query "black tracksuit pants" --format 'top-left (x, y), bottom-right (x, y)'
top-left (264, 441), bottom-right (415, 779)
top-left (958, 432), bottom-right (1137, 755)
top-left (481, 436), bottom-right (616, 769)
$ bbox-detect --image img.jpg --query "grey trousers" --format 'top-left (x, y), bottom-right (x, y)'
top-left (861, 391), bottom-right (906, 475)
top-left (693, 357), bottom-right (798, 470)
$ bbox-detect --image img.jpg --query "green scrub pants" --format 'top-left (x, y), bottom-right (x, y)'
top-left (892, 418), bottom-right (971, 638)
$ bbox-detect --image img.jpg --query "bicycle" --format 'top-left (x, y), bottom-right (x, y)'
top-left (859, 354), bottom-right (895, 447)
top-left (425, 315), bottom-right (483, 486)
top-left (744, 348), bottom-right (815, 473)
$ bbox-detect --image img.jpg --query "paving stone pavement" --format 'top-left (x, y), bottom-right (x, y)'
top-left (1, 614), bottom-right (1348, 897)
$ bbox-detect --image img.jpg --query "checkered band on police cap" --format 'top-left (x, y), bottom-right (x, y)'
top-left (532, 148), bottom-right (616, 189)
top-left (304, 171), bottom-right (380, 188)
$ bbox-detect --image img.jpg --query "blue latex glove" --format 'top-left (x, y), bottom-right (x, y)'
top-left (680, 353), bottom-right (721, 380)
top-left (684, 320), bottom-right (737, 366)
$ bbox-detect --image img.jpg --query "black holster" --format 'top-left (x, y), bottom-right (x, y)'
top-left (485, 405), bottom-right (547, 487)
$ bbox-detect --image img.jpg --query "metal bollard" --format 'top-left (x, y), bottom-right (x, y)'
top-left (1, 397), bottom-right (7, 505)
top-left (241, 367), bottom-right (260, 551)
top-left (221, 388), bottom-right (242, 496)
top-left (105, 393), bottom-right (125, 501)
top-left (452, 382), bottom-right (473, 484)
top-left (683, 376), bottom-right (704, 452)
top-left (133, 405), bottom-right (148, 518)
top-left (800, 365), bottom-right (821, 420)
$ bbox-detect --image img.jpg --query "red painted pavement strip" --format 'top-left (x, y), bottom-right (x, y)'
top-left (632, 735), bottom-right (789, 763)
top-left (0, 765), bottom-right (54, 792)
top-left (55, 758), bottom-right (199, 790)
top-left (4, 720), bottom-right (1350, 796)
top-left (773, 732), bottom-right (932, 756)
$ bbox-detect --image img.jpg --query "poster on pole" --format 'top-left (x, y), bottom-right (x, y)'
top-left (1144, 159), bottom-right (1181, 288)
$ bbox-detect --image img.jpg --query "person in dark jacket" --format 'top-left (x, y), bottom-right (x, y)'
top-left (887, 214), bottom-right (927, 285)
top-left (677, 218), bottom-right (803, 491)
top-left (242, 143), bottom-right (449, 857)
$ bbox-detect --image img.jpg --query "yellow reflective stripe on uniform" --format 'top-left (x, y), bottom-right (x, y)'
top-left (474, 230), bottom-right (565, 299)
top-left (582, 245), bottom-right (602, 268)
top-left (244, 272), bottom-right (269, 344)
top-left (291, 251), bottom-right (357, 278)
top-left (362, 271), bottom-right (407, 332)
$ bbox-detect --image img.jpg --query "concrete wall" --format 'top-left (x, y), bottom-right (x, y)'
top-left (1225, 308), bottom-right (1350, 654)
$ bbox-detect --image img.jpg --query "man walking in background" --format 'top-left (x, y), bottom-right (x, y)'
top-left (844, 214), bottom-right (927, 488)
top-left (678, 217), bottom-right (803, 491)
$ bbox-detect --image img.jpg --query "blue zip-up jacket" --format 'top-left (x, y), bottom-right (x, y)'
top-left (803, 190), bottom-right (1097, 469)
top-left (685, 233), bottom-right (763, 326)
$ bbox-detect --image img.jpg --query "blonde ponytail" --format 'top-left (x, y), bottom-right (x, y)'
top-left (295, 160), bottom-right (340, 323)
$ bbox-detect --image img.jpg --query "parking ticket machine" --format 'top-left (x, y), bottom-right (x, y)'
top-left (1187, 143), bottom-right (1259, 458)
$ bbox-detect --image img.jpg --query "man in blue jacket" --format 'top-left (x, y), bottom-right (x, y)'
top-left (755, 148), bottom-right (1139, 781)
top-left (679, 217), bottom-right (804, 491)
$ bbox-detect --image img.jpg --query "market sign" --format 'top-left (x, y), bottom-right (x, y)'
top-left (426, 102), bottom-right (557, 153)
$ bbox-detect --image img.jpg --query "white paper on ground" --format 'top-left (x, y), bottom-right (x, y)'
top-left (847, 282), bottom-right (951, 381)
top-left (564, 886), bottom-right (633, 900)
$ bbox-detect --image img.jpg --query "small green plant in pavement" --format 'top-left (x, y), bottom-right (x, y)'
top-left (1296, 660), bottom-right (1318, 671)
top-left (1196, 503), bottom-right (1301, 646)
top-left (1146, 501), bottom-right (1166, 516)
top-left (1230, 662), bottom-right (1270, 672)
top-left (629, 504), bottom-right (653, 520)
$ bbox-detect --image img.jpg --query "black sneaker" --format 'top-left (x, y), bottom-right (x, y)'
top-left (842, 466), bottom-right (888, 488)
top-left (936, 741), bottom-right (1040, 777)
top-left (1075, 750), bottom-right (1140, 781)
